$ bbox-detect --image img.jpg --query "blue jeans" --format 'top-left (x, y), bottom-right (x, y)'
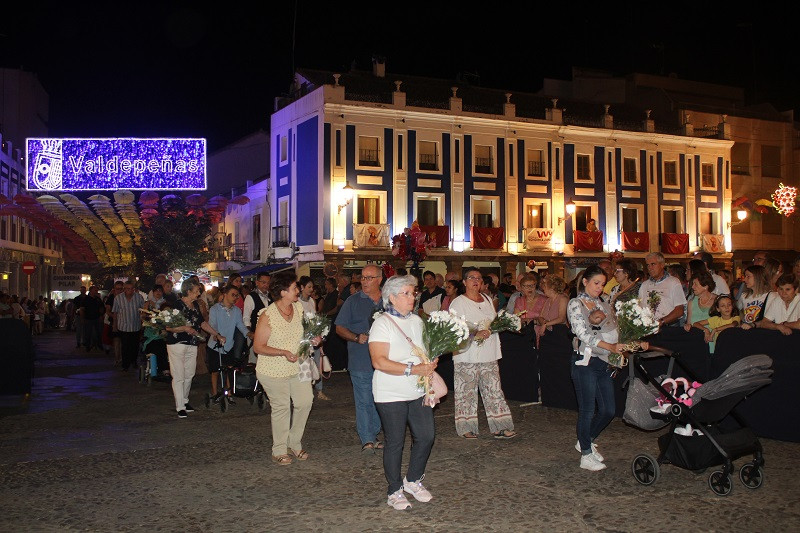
top-left (571, 354), bottom-right (616, 454)
top-left (375, 398), bottom-right (435, 495)
top-left (312, 348), bottom-right (323, 391)
top-left (349, 370), bottom-right (381, 446)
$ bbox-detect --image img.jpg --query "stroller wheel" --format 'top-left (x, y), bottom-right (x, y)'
top-left (204, 393), bottom-right (211, 409)
top-left (220, 396), bottom-right (228, 413)
top-left (248, 395), bottom-right (255, 405)
top-left (257, 392), bottom-right (266, 410)
top-left (708, 470), bottom-right (733, 496)
top-left (631, 453), bottom-right (660, 486)
top-left (739, 463), bottom-right (764, 489)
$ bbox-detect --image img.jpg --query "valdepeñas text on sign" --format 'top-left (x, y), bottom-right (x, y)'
top-left (26, 138), bottom-right (207, 191)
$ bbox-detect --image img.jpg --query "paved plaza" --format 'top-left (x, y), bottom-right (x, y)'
top-left (1, 330), bottom-right (798, 532)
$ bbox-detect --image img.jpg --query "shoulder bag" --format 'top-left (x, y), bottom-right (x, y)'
top-left (383, 315), bottom-right (447, 405)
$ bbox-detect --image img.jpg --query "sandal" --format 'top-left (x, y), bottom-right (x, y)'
top-left (291, 449), bottom-right (309, 461)
top-left (361, 442), bottom-right (375, 453)
top-left (462, 432), bottom-right (478, 439)
top-left (492, 430), bottom-right (517, 440)
top-left (374, 440), bottom-right (384, 450)
top-left (271, 454), bottom-right (293, 466)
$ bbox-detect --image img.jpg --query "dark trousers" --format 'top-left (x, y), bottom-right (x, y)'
top-left (83, 318), bottom-right (103, 349)
top-left (571, 354), bottom-right (616, 453)
top-left (375, 397), bottom-right (435, 495)
top-left (119, 330), bottom-right (141, 369)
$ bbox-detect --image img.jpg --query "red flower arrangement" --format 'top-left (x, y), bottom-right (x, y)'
top-left (391, 221), bottom-right (432, 264)
top-left (382, 262), bottom-right (396, 279)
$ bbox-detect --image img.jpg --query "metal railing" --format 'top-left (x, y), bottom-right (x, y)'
top-left (272, 225), bottom-right (291, 247)
top-left (527, 161), bottom-right (545, 176)
top-left (475, 157), bottom-right (493, 174)
top-left (419, 153), bottom-right (438, 171)
top-left (358, 149), bottom-right (380, 166)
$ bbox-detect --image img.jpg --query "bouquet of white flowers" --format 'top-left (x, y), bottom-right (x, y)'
top-left (474, 309), bottom-right (524, 346)
top-left (142, 307), bottom-right (204, 342)
top-left (422, 310), bottom-right (471, 360)
top-left (610, 299), bottom-right (659, 367)
top-left (296, 311), bottom-right (332, 360)
top-left (416, 310), bottom-right (470, 406)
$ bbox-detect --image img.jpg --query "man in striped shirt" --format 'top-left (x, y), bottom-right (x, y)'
top-left (112, 280), bottom-right (145, 371)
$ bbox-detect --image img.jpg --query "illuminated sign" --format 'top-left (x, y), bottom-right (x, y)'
top-left (26, 138), bottom-right (206, 191)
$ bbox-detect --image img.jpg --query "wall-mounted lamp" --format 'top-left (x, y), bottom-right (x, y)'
top-left (558, 201), bottom-right (576, 225)
top-left (337, 181), bottom-right (354, 214)
top-left (727, 209), bottom-right (749, 228)
top-left (339, 114), bottom-right (345, 119)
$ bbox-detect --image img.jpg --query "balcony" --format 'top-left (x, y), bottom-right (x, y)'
top-left (211, 232), bottom-right (249, 262)
top-left (474, 157), bottom-right (493, 174)
top-left (272, 225), bottom-right (291, 248)
top-left (419, 153), bottom-right (438, 171)
top-left (527, 161), bottom-right (545, 177)
top-left (358, 149), bottom-right (380, 167)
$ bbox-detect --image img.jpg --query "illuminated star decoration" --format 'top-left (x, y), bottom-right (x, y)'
top-left (772, 183), bottom-right (797, 216)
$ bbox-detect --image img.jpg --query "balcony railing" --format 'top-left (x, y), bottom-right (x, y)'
top-left (358, 149), bottom-right (380, 166)
top-left (272, 225), bottom-right (291, 247)
top-left (419, 153), bottom-right (438, 171)
top-left (474, 157), bottom-right (493, 174)
top-left (211, 242), bottom-right (248, 262)
top-left (694, 125), bottom-right (719, 138)
top-left (527, 161), bottom-right (545, 176)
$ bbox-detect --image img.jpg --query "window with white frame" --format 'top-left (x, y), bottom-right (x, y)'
top-left (523, 199), bottom-right (550, 228)
top-left (354, 191), bottom-right (387, 225)
top-left (526, 148), bottom-right (545, 177)
top-left (573, 204), bottom-right (597, 231)
top-left (280, 135), bottom-right (288, 164)
top-left (623, 158), bottom-right (638, 184)
top-left (698, 209), bottom-right (720, 235)
top-left (414, 193), bottom-right (445, 226)
top-left (664, 160), bottom-right (678, 187)
top-left (474, 145), bottom-right (493, 174)
top-left (576, 153), bottom-right (592, 181)
top-left (700, 163), bottom-right (715, 189)
top-left (358, 136), bottom-right (381, 167)
top-left (620, 204), bottom-right (643, 232)
top-left (418, 140), bottom-right (439, 171)
top-left (661, 207), bottom-right (683, 234)
top-left (471, 196), bottom-right (498, 228)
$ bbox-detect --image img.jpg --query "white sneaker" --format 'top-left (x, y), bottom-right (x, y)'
top-left (674, 424), bottom-right (693, 436)
top-left (387, 489), bottom-right (412, 510)
top-left (650, 403), bottom-right (671, 415)
top-left (575, 440), bottom-right (604, 462)
top-left (580, 453), bottom-right (607, 471)
top-left (403, 476), bottom-right (432, 502)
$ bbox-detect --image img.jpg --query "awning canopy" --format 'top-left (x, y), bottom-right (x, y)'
top-left (238, 263), bottom-right (295, 277)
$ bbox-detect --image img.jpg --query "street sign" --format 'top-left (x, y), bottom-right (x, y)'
top-left (51, 274), bottom-right (82, 291)
top-left (22, 261), bottom-right (36, 276)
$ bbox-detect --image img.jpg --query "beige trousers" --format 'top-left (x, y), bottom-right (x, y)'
top-left (257, 372), bottom-right (314, 456)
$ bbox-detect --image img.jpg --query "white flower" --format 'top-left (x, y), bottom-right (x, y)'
top-left (151, 318), bottom-right (157, 324)
top-left (172, 309), bottom-right (180, 315)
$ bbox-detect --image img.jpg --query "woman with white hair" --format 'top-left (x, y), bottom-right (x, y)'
top-left (369, 275), bottom-right (438, 510)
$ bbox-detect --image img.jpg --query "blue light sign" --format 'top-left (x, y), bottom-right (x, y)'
top-left (26, 138), bottom-right (207, 191)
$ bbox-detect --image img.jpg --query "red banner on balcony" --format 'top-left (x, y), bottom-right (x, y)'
top-left (661, 233), bottom-right (689, 254)
top-left (621, 231), bottom-right (649, 252)
top-left (471, 226), bottom-right (504, 249)
top-left (419, 225), bottom-right (450, 248)
top-left (574, 230), bottom-right (603, 252)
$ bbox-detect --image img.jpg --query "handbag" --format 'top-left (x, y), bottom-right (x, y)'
top-left (297, 356), bottom-right (318, 383)
top-left (384, 315), bottom-right (448, 405)
top-left (318, 348), bottom-right (333, 380)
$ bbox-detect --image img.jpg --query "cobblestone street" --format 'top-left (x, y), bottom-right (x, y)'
top-left (1, 330), bottom-right (798, 532)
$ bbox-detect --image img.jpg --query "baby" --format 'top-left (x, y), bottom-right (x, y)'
top-left (575, 308), bottom-right (617, 366)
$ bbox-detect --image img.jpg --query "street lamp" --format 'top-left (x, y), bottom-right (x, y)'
top-left (727, 209), bottom-right (748, 228)
top-left (337, 181), bottom-right (354, 214)
top-left (558, 201), bottom-right (577, 225)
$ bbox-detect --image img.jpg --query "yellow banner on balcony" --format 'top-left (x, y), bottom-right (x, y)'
top-left (353, 223), bottom-right (390, 249)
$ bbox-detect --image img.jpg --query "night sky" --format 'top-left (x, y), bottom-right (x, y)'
top-left (3, 2), bottom-right (798, 153)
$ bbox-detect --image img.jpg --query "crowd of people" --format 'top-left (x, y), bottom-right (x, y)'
top-left (9, 248), bottom-right (800, 509)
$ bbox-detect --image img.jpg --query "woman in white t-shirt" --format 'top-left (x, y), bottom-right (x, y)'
top-left (369, 275), bottom-right (438, 511)
top-left (738, 265), bottom-right (771, 327)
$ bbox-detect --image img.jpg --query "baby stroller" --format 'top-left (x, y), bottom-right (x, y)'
top-left (204, 331), bottom-right (266, 412)
top-left (625, 348), bottom-right (773, 496)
